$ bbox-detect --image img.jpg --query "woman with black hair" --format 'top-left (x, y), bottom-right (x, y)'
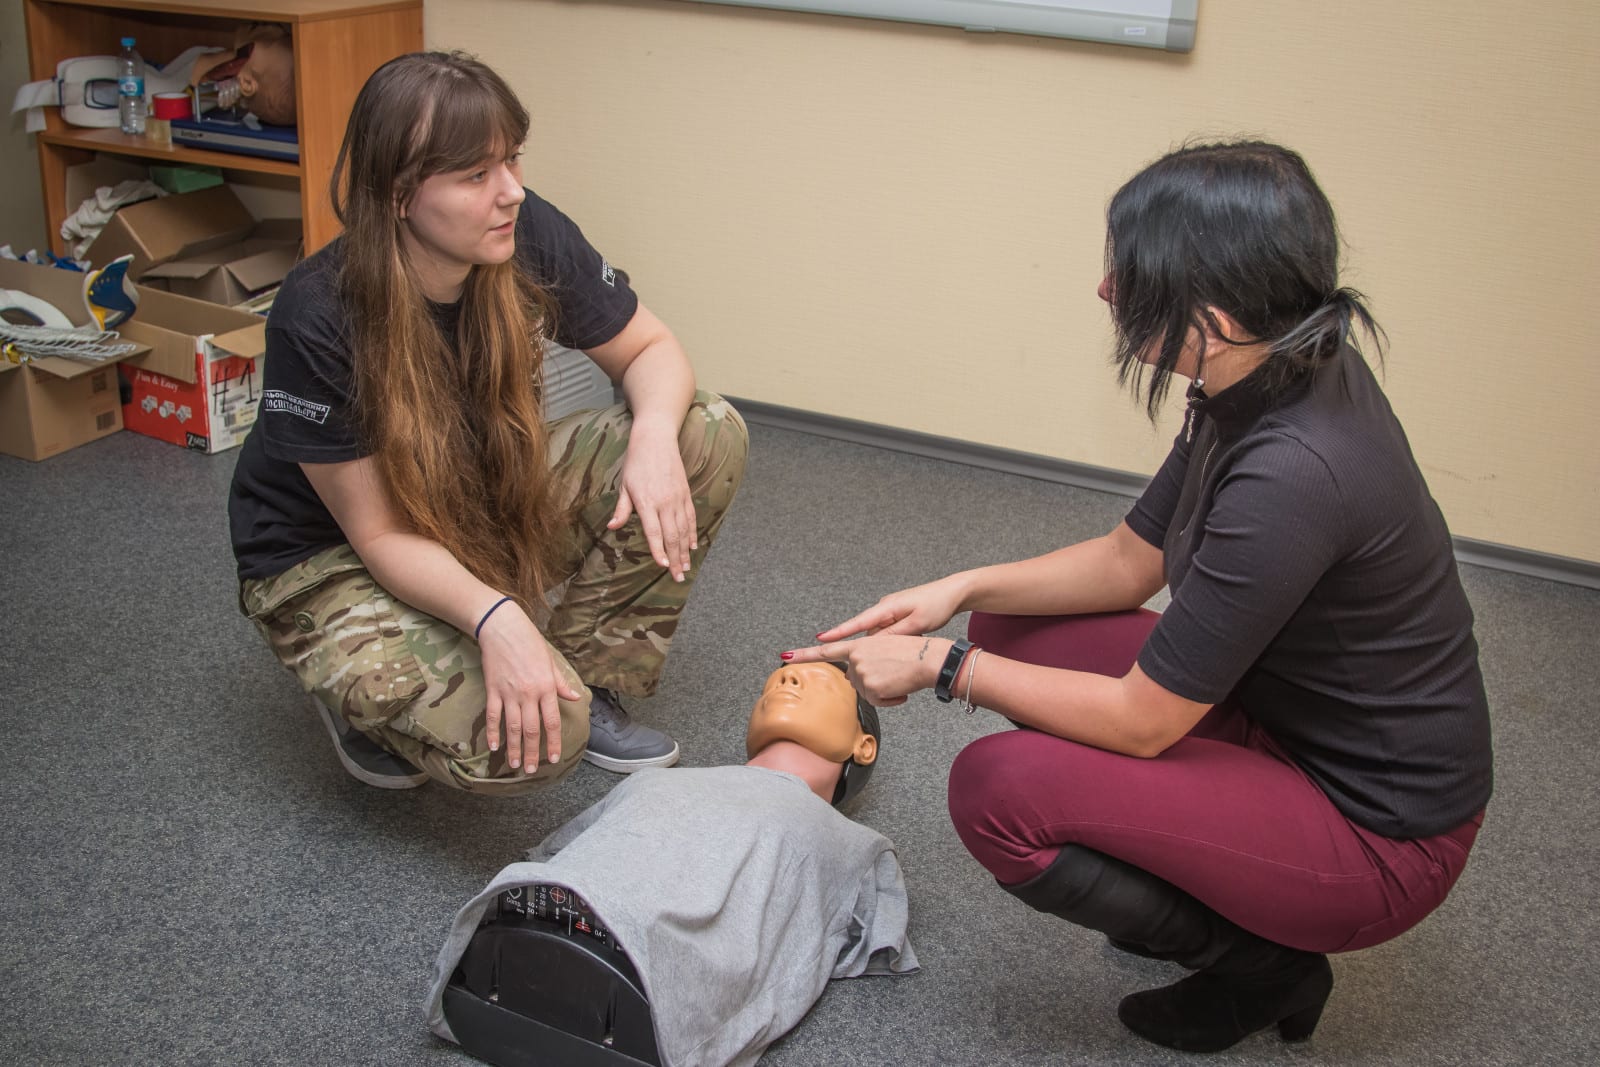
top-left (786, 141), bottom-right (1491, 1052)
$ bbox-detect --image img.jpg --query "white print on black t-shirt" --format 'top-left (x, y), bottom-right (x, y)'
top-left (600, 260), bottom-right (616, 287)
top-left (262, 389), bottom-right (331, 424)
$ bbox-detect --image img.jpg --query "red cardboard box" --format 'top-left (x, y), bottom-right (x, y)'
top-left (117, 288), bottom-right (267, 453)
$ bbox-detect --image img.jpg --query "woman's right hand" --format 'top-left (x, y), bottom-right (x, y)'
top-left (476, 601), bottom-right (583, 771)
top-left (815, 574), bottom-right (970, 643)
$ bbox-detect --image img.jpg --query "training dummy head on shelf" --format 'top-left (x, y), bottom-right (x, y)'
top-left (191, 23), bottom-right (296, 126)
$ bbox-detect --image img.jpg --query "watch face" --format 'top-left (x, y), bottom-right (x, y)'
top-left (937, 639), bottom-right (973, 701)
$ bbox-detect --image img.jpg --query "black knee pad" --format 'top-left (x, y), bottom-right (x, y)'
top-left (443, 886), bottom-right (662, 1067)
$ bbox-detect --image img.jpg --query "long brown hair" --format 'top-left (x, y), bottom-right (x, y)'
top-left (331, 51), bottom-right (572, 614)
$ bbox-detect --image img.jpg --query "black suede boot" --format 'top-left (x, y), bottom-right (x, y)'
top-left (1106, 936), bottom-right (1163, 960)
top-left (1002, 845), bottom-right (1333, 1053)
top-left (1116, 948), bottom-right (1332, 1052)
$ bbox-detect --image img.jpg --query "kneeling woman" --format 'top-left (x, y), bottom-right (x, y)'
top-left (229, 53), bottom-right (747, 793)
top-left (789, 141), bottom-right (1491, 1052)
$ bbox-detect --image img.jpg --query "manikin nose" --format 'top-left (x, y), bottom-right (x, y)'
top-left (777, 669), bottom-right (803, 687)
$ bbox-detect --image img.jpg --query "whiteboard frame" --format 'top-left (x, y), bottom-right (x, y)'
top-left (662, 0), bottom-right (1199, 52)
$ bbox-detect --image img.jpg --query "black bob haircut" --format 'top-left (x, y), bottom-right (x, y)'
top-left (1104, 139), bottom-right (1385, 417)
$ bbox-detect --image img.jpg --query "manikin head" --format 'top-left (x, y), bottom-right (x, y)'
top-left (193, 24), bottom-right (296, 126)
top-left (746, 662), bottom-right (880, 808)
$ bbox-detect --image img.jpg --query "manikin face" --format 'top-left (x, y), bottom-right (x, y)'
top-left (192, 33), bottom-right (296, 126)
top-left (399, 149), bottom-right (526, 303)
top-left (746, 663), bottom-right (877, 765)
top-left (237, 38), bottom-right (295, 125)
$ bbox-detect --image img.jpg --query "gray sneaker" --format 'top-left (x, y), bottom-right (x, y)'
top-left (309, 695), bottom-right (428, 789)
top-left (582, 688), bottom-right (681, 773)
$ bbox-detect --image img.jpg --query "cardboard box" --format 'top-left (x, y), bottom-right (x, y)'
top-left (117, 288), bottom-right (268, 454)
top-left (141, 218), bottom-right (302, 307)
top-left (0, 258), bottom-right (149, 461)
top-left (0, 357), bottom-right (126, 462)
top-left (82, 180), bottom-right (302, 306)
top-left (85, 183), bottom-right (255, 280)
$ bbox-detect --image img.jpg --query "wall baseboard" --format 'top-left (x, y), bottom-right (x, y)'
top-left (1447, 537), bottom-right (1600, 590)
top-left (730, 397), bottom-right (1600, 592)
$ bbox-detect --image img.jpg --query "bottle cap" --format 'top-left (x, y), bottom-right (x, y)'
top-left (121, 37), bottom-right (135, 46)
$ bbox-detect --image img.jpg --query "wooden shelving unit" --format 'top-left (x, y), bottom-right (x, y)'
top-left (23, 0), bottom-right (423, 256)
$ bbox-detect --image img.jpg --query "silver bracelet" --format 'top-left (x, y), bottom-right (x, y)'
top-left (962, 647), bottom-right (983, 715)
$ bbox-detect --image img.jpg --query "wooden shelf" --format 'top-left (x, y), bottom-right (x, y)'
top-left (31, 0), bottom-right (424, 27)
top-left (24, 0), bottom-right (422, 257)
top-left (38, 128), bottom-right (301, 177)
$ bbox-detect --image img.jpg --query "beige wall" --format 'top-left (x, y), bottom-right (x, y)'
top-left (431, 0), bottom-right (1600, 563)
top-left (1, 1), bottom-right (48, 253)
top-left (4, 3), bottom-right (1591, 561)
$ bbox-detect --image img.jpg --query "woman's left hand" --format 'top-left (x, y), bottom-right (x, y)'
top-left (782, 634), bottom-right (955, 707)
top-left (583, 303), bottom-right (699, 581)
top-left (611, 426), bottom-right (696, 582)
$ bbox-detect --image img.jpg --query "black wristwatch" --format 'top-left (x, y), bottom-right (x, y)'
top-left (934, 638), bottom-right (974, 703)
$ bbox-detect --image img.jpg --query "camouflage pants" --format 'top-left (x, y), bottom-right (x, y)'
top-left (240, 391), bottom-right (748, 795)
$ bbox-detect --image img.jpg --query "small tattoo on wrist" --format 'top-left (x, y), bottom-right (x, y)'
top-left (916, 638), bottom-right (932, 661)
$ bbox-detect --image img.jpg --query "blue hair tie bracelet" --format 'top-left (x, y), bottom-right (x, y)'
top-left (474, 596), bottom-right (514, 641)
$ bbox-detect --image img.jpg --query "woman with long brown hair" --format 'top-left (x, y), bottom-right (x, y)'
top-left (228, 51), bottom-right (747, 793)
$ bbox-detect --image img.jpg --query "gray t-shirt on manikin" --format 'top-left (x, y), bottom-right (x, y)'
top-left (425, 766), bottom-right (919, 1067)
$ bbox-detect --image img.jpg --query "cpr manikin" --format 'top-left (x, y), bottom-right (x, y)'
top-left (426, 664), bottom-right (916, 1067)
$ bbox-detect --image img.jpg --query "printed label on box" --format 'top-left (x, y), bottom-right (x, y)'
top-left (209, 351), bottom-right (261, 450)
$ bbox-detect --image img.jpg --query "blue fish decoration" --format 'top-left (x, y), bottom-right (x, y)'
top-left (83, 253), bottom-right (139, 330)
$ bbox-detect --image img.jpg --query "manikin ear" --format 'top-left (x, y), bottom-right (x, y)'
top-left (852, 733), bottom-right (878, 766)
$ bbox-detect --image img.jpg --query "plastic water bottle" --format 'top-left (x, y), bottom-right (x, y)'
top-left (117, 37), bottom-right (147, 136)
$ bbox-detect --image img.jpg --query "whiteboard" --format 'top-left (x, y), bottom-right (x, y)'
top-left (665, 0), bottom-right (1199, 52)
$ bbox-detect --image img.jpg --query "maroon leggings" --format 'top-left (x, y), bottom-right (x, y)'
top-left (947, 610), bottom-right (1483, 953)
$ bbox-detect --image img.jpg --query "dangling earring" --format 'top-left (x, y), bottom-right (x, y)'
top-left (1184, 351), bottom-right (1206, 443)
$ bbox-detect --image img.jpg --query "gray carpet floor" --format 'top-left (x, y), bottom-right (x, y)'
top-left (2, 421), bottom-right (1596, 1066)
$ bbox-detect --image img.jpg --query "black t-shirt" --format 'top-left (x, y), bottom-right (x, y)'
top-left (1125, 346), bottom-right (1493, 839)
top-left (228, 190), bottom-right (638, 582)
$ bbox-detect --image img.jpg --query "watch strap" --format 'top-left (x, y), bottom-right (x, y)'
top-left (934, 638), bottom-right (974, 703)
